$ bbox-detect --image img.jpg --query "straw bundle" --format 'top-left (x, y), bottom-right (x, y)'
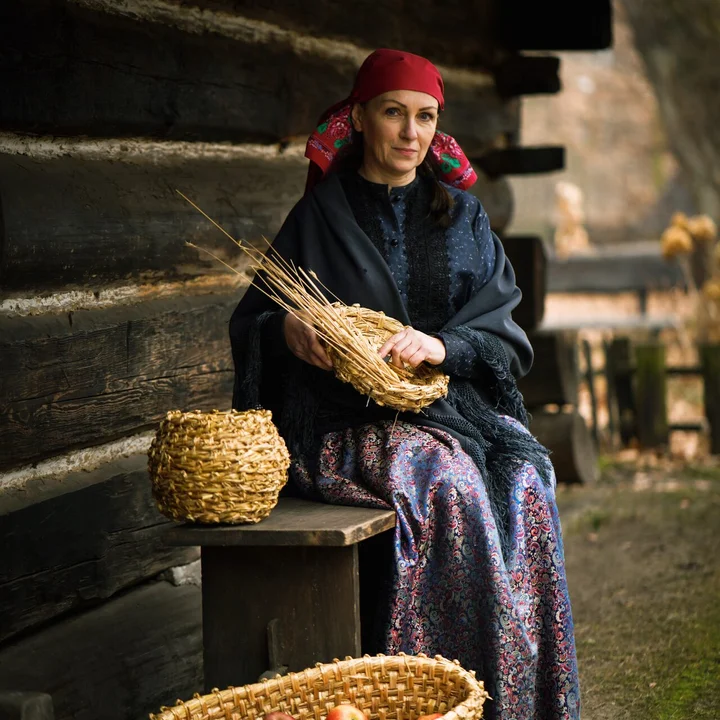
top-left (180, 192), bottom-right (450, 413)
top-left (150, 653), bottom-right (489, 720)
top-left (148, 409), bottom-right (290, 524)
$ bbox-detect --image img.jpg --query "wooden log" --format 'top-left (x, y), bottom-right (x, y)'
top-left (530, 411), bottom-right (599, 484)
top-left (168, 0), bottom-right (499, 70)
top-left (0, 138), bottom-right (305, 292)
top-left (700, 344), bottom-right (720, 454)
top-left (0, 1), bottom-right (514, 147)
top-left (0, 582), bottom-right (202, 720)
top-left (0, 693), bottom-right (54, 720)
top-left (501, 235), bottom-right (547, 331)
top-left (493, 55), bottom-right (562, 98)
top-left (0, 294), bottom-right (237, 470)
top-left (518, 331), bottom-right (579, 408)
top-left (634, 342), bottom-right (668, 448)
top-left (0, 138), bottom-right (515, 293)
top-left (498, 0), bottom-right (613, 51)
top-left (0, 454), bottom-right (198, 644)
top-left (606, 338), bottom-right (637, 447)
top-left (472, 146), bottom-right (565, 179)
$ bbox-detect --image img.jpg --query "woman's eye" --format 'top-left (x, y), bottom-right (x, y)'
top-left (419, 113), bottom-right (436, 122)
top-left (385, 107), bottom-right (401, 116)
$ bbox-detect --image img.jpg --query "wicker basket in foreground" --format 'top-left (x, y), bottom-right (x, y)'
top-left (148, 409), bottom-right (290, 524)
top-left (327, 305), bottom-right (450, 413)
top-left (150, 653), bottom-right (489, 720)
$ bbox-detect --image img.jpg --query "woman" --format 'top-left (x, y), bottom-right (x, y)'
top-left (230, 49), bottom-right (579, 720)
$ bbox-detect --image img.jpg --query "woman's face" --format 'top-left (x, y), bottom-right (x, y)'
top-left (351, 89), bottom-right (439, 183)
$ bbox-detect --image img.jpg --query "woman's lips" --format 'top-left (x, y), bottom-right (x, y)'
top-left (394, 148), bottom-right (417, 156)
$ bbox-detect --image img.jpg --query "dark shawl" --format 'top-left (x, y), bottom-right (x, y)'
top-left (230, 172), bottom-right (551, 558)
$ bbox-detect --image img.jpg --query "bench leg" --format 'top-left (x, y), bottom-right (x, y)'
top-left (201, 545), bottom-right (361, 690)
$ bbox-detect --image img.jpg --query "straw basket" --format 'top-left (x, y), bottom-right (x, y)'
top-left (149, 653), bottom-right (489, 720)
top-left (148, 409), bottom-right (290, 524)
top-left (327, 305), bottom-right (450, 413)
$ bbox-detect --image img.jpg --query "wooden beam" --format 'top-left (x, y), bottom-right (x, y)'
top-left (472, 146), bottom-right (565, 179)
top-left (0, 1), bottom-right (513, 148)
top-left (0, 454), bottom-right (198, 644)
top-left (0, 582), bottom-right (202, 720)
top-left (519, 331), bottom-right (579, 407)
top-left (493, 55), bottom-right (562, 98)
top-left (0, 294), bottom-right (237, 470)
top-left (157, 0), bottom-right (500, 69)
top-left (501, 235), bottom-right (547, 331)
top-left (498, 0), bottom-right (613, 51)
top-left (0, 138), bottom-right (305, 292)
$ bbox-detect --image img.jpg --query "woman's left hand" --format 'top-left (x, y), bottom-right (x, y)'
top-left (378, 326), bottom-right (446, 369)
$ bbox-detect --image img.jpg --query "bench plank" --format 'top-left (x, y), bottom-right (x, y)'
top-left (165, 497), bottom-right (396, 547)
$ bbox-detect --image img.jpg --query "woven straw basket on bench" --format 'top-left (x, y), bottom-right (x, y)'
top-left (150, 653), bottom-right (489, 720)
top-left (148, 408), bottom-right (290, 524)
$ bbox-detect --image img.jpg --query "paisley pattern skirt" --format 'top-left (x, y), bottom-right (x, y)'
top-left (292, 418), bottom-right (580, 720)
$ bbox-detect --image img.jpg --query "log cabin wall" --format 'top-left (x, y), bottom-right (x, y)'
top-left (0, 1), bottom-right (609, 717)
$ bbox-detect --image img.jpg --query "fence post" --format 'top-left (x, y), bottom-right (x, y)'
top-left (700, 343), bottom-right (720, 454)
top-left (606, 337), bottom-right (636, 447)
top-left (581, 338), bottom-right (599, 448)
top-left (634, 342), bottom-right (668, 448)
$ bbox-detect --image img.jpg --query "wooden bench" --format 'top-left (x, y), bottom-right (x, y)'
top-left (165, 498), bottom-right (396, 691)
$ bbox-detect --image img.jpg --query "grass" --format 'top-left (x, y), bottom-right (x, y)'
top-left (557, 461), bottom-right (720, 719)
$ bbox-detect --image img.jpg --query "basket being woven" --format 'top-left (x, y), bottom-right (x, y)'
top-left (326, 305), bottom-right (450, 413)
top-left (148, 409), bottom-right (290, 524)
top-left (150, 653), bottom-right (489, 720)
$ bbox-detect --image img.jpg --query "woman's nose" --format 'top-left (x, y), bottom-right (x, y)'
top-left (400, 119), bottom-right (418, 140)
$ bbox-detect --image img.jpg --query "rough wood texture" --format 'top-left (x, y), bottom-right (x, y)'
top-left (0, 140), bottom-right (307, 292)
top-left (473, 146), bottom-right (565, 179)
top-left (700, 344), bottom-right (720, 455)
top-left (501, 235), bottom-right (547, 331)
top-left (530, 411), bottom-right (599, 484)
top-left (0, 693), bottom-right (54, 720)
top-left (0, 582), bottom-right (202, 720)
top-left (166, 497), bottom-right (396, 547)
top-left (202, 544), bottom-right (360, 689)
top-left (0, 140), bottom-right (516, 293)
top-left (519, 331), bottom-right (579, 408)
top-left (0, 294), bottom-right (237, 471)
top-left (634, 343), bottom-right (668, 448)
top-left (0, 1), bottom-right (515, 150)
top-left (0, 454), bottom-right (198, 644)
top-left (174, 0), bottom-right (499, 69)
top-left (547, 242), bottom-right (684, 294)
top-left (498, 0), bottom-right (612, 50)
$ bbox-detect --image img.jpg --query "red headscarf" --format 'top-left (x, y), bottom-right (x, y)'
top-left (304, 49), bottom-right (477, 194)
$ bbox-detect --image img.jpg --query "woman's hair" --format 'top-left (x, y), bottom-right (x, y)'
top-left (330, 124), bottom-right (455, 228)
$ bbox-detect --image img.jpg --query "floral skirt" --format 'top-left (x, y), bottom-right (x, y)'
top-left (292, 418), bottom-right (580, 720)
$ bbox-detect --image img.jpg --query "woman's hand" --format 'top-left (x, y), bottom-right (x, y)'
top-left (378, 326), bottom-right (446, 369)
top-left (283, 312), bottom-right (334, 371)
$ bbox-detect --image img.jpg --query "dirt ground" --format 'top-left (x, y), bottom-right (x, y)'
top-left (557, 455), bottom-right (720, 719)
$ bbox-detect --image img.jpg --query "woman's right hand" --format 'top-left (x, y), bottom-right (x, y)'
top-left (283, 312), bottom-right (334, 371)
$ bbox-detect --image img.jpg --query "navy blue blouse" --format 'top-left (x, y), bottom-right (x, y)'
top-left (341, 171), bottom-right (497, 380)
